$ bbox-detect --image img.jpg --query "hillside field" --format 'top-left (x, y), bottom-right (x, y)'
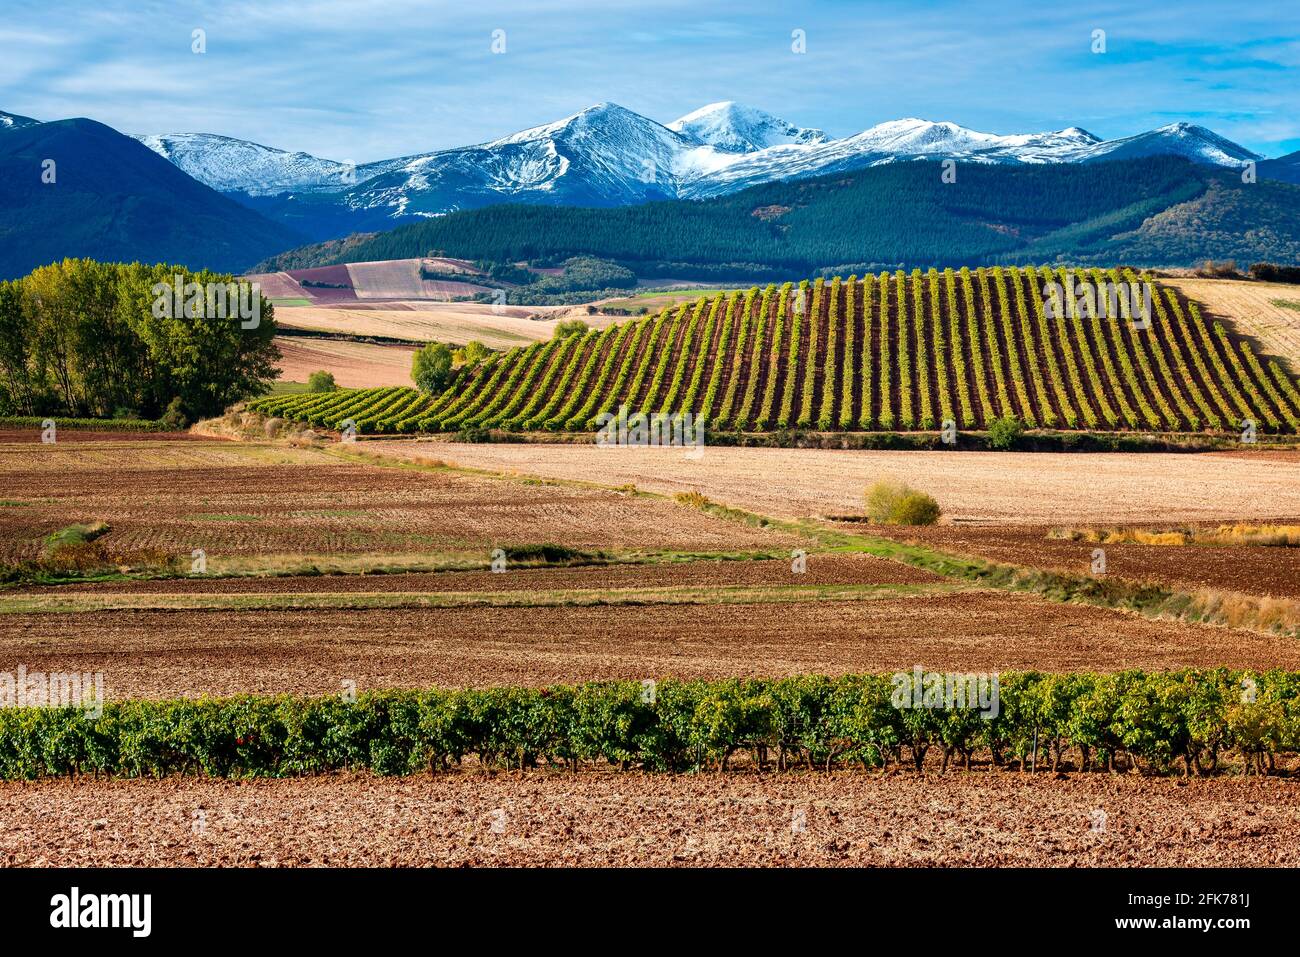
top-left (248, 267), bottom-right (1300, 435)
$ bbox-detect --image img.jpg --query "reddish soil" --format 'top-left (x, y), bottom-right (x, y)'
top-left (3, 771), bottom-right (1296, 867)
top-left (4, 591), bottom-right (1297, 699)
top-left (864, 523), bottom-right (1300, 600)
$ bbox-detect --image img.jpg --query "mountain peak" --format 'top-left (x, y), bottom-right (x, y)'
top-left (669, 102), bottom-right (828, 152)
top-left (0, 109), bottom-right (40, 131)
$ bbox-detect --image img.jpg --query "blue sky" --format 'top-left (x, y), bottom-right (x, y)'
top-left (2, 0), bottom-right (1296, 162)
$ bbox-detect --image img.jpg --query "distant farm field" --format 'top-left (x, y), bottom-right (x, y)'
top-left (271, 301), bottom-right (597, 348)
top-left (273, 336), bottom-right (418, 387)
top-left (1165, 277), bottom-right (1300, 370)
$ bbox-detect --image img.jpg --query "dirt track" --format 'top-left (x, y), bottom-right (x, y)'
top-left (3, 771), bottom-right (1296, 867)
top-left (369, 442), bottom-right (1300, 524)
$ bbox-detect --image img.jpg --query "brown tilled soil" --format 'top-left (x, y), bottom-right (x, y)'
top-left (371, 442), bottom-right (1300, 524)
top-left (3, 771), bottom-right (1297, 867)
top-left (860, 523), bottom-right (1300, 600)
top-left (4, 590), bottom-right (1298, 699)
top-left (0, 441), bottom-right (799, 562)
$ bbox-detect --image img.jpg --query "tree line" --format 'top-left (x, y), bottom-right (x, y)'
top-left (0, 258), bottom-right (280, 420)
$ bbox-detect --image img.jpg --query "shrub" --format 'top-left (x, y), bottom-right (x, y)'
top-left (1193, 260), bottom-right (1240, 279)
top-left (306, 370), bottom-right (337, 393)
top-left (986, 414), bottom-right (1024, 451)
top-left (161, 397), bottom-right (189, 430)
top-left (412, 342), bottom-right (454, 393)
top-left (454, 341), bottom-right (492, 365)
top-left (1248, 262), bottom-right (1300, 285)
top-left (553, 319), bottom-right (590, 339)
top-left (864, 480), bottom-right (941, 525)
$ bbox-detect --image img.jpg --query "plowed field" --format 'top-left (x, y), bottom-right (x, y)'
top-left (0, 441), bottom-right (799, 564)
top-left (3, 772), bottom-right (1296, 867)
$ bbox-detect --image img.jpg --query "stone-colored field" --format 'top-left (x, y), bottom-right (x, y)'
top-left (366, 441), bottom-right (1300, 525)
top-left (274, 336), bottom-right (417, 387)
top-left (3, 772), bottom-right (1296, 867)
top-left (1166, 277), bottom-right (1300, 369)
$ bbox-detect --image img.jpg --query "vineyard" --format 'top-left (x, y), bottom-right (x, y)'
top-left (248, 268), bottom-right (1300, 435)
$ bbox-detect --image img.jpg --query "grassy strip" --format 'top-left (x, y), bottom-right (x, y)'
top-left (3, 670), bottom-right (1298, 779)
top-left (0, 581), bottom-right (963, 615)
top-left (0, 546), bottom-right (794, 591)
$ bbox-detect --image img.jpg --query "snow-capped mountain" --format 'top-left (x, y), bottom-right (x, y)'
top-left (341, 102), bottom-right (688, 218)
top-left (130, 132), bottom-right (354, 195)
top-left (0, 110), bottom-right (40, 131)
top-left (669, 101), bottom-right (827, 153)
top-left (1070, 121), bottom-right (1261, 166)
top-left (132, 103), bottom-right (1268, 239)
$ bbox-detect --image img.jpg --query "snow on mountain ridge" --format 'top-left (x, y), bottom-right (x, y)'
top-left (669, 101), bottom-right (828, 152)
top-left (0, 110), bottom-right (40, 131)
top-left (129, 132), bottom-right (353, 195)
top-left (132, 104), bottom-right (1263, 226)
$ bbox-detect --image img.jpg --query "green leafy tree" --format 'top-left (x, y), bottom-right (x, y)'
top-left (307, 370), bottom-right (337, 393)
top-left (553, 319), bottom-right (589, 339)
top-left (412, 342), bottom-right (454, 393)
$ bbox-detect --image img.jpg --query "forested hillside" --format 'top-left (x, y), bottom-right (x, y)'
top-left (254, 157), bottom-right (1300, 276)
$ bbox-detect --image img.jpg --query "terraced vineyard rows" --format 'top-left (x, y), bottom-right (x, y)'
top-left (249, 268), bottom-right (1300, 435)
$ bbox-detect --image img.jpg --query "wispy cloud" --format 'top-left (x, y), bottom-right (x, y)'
top-left (0, 0), bottom-right (1294, 160)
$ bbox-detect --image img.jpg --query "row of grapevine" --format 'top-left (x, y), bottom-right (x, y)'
top-left (856, 275), bottom-right (875, 430)
top-left (943, 269), bottom-right (973, 428)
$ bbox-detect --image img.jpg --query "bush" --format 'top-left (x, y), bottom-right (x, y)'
top-left (553, 319), bottom-right (589, 339)
top-left (1193, 259), bottom-right (1240, 279)
top-left (306, 370), bottom-right (337, 393)
top-left (986, 414), bottom-right (1024, 451)
top-left (161, 397), bottom-right (188, 430)
top-left (454, 341), bottom-right (491, 365)
top-left (412, 342), bottom-right (453, 393)
top-left (1249, 262), bottom-right (1300, 285)
top-left (864, 480), bottom-right (941, 525)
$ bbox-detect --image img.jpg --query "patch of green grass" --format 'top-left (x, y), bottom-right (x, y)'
top-left (0, 500), bottom-right (30, 507)
top-left (267, 380), bottom-right (311, 395)
top-left (270, 298), bottom-right (312, 307)
top-left (1269, 298), bottom-right (1300, 313)
top-left (43, 521), bottom-right (110, 554)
